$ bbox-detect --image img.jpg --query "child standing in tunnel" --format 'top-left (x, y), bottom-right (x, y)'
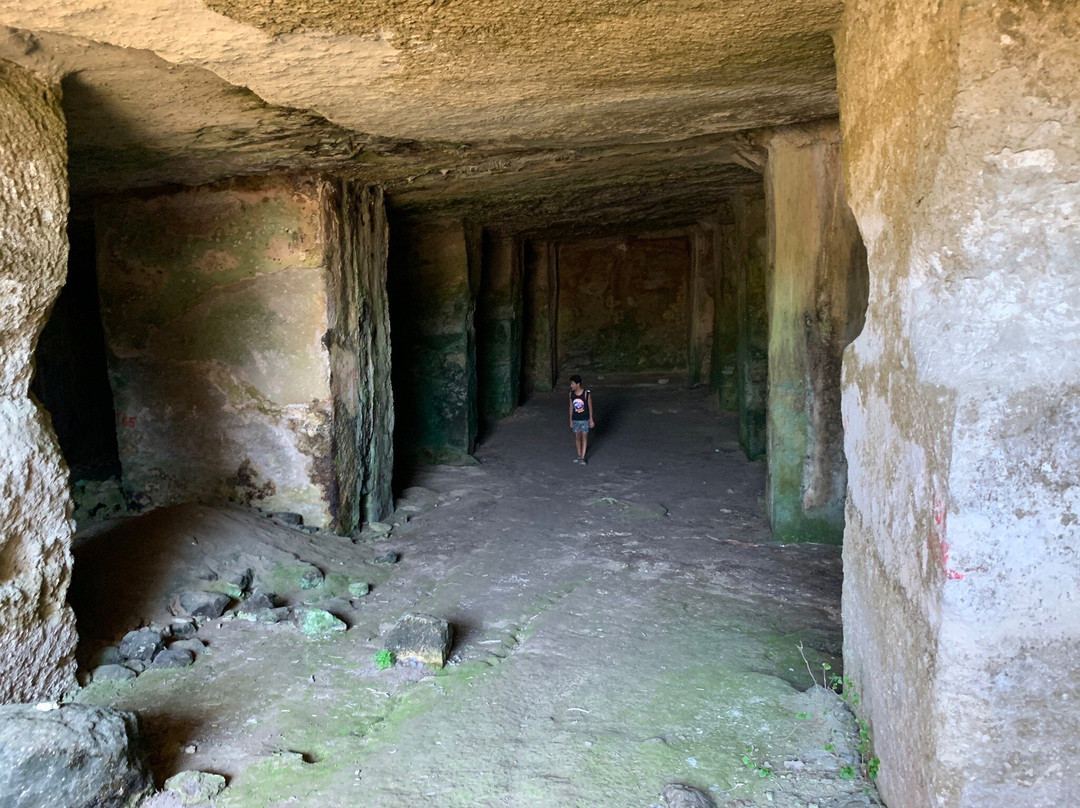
top-left (568, 375), bottom-right (595, 464)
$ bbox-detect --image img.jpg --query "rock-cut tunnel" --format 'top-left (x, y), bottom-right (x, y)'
top-left (0, 2), bottom-right (1077, 807)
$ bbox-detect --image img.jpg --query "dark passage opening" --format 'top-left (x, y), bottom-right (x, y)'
top-left (31, 214), bottom-right (120, 484)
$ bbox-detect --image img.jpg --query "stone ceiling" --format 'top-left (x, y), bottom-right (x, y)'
top-left (0, 0), bottom-right (843, 231)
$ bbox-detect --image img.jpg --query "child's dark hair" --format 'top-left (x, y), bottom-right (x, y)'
top-left (569, 375), bottom-right (583, 385)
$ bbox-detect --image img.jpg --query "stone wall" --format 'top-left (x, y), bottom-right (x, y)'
top-left (477, 231), bottom-right (523, 425)
top-left (388, 217), bottom-right (479, 461)
top-left (837, 2), bottom-right (1080, 806)
top-left (0, 59), bottom-right (78, 702)
top-left (556, 233), bottom-right (691, 374)
top-left (765, 123), bottom-right (868, 544)
top-left (97, 178), bottom-right (393, 530)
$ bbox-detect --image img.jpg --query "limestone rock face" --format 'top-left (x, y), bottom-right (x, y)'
top-left (0, 2), bottom-right (797, 232)
top-left (0, 0), bottom-right (841, 148)
top-left (837, 3), bottom-right (1080, 807)
top-left (0, 59), bottom-right (78, 704)
top-left (764, 122), bottom-right (867, 544)
top-left (0, 703), bottom-right (152, 808)
top-left (94, 178), bottom-right (394, 530)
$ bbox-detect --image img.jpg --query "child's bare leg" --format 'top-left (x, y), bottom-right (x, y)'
top-left (574, 432), bottom-right (585, 459)
top-left (580, 433), bottom-right (588, 461)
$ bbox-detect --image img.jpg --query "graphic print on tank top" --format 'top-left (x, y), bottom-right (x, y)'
top-left (571, 390), bottom-right (590, 420)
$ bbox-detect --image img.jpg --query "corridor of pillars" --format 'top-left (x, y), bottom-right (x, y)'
top-left (0, 3), bottom-right (1076, 806)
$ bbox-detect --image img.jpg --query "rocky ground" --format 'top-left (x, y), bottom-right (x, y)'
top-left (70, 378), bottom-right (882, 808)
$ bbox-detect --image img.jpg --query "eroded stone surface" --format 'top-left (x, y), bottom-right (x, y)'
top-left (557, 232), bottom-right (693, 374)
top-left (0, 2), bottom-right (786, 233)
top-left (163, 770), bottom-right (226, 805)
top-left (0, 0), bottom-right (840, 147)
top-left (764, 122), bottom-right (867, 544)
top-left (385, 613), bottom-right (453, 668)
top-left (94, 177), bottom-right (393, 530)
top-left (0, 703), bottom-right (152, 808)
top-left (837, 3), bottom-right (1080, 806)
top-left (0, 58), bottom-right (78, 703)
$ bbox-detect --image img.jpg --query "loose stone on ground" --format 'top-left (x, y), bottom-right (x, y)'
top-left (177, 591), bottom-right (231, 619)
top-left (162, 770), bottom-right (227, 804)
top-left (119, 628), bottom-right (164, 661)
top-left (385, 613), bottom-right (453, 667)
top-left (661, 783), bottom-right (717, 808)
top-left (292, 607), bottom-right (346, 635)
top-left (93, 664), bottom-right (138, 682)
top-left (150, 649), bottom-right (195, 670)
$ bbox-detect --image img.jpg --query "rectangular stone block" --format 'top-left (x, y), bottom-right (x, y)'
top-left (97, 177), bottom-right (392, 529)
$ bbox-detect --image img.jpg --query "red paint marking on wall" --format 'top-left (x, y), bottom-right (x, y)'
top-left (118, 414), bottom-right (137, 428)
top-left (931, 496), bottom-right (965, 580)
top-left (938, 539), bottom-right (966, 580)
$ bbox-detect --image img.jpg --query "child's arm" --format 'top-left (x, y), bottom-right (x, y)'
top-left (569, 396), bottom-right (574, 428)
top-left (588, 392), bottom-right (596, 428)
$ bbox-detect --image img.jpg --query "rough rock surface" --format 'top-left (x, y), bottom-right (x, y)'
top-left (0, 0), bottom-right (840, 147)
top-left (150, 649), bottom-right (195, 670)
top-left (385, 613), bottom-right (453, 667)
top-left (0, 58), bottom-right (78, 703)
top-left (162, 770), bottom-right (226, 804)
top-left (119, 629), bottom-right (164, 662)
top-left (292, 607), bottom-right (347, 636)
top-left (93, 665), bottom-right (137, 683)
top-left (837, 3), bottom-right (1080, 807)
top-left (662, 783), bottom-right (717, 808)
top-left (764, 122), bottom-right (867, 544)
top-left (0, 703), bottom-right (152, 808)
top-left (0, 3), bottom-right (782, 232)
top-left (178, 592), bottom-right (231, 620)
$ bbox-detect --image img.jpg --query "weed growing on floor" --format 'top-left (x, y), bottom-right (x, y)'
top-left (374, 650), bottom-right (395, 670)
top-left (797, 643), bottom-right (881, 782)
top-left (741, 744), bottom-right (774, 778)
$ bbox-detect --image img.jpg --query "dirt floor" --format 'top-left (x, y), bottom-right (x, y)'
top-left (70, 377), bottom-right (883, 808)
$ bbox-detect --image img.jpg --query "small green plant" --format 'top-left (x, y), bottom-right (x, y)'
top-left (374, 649), bottom-right (395, 670)
top-left (741, 744), bottom-right (774, 778)
top-left (797, 643), bottom-right (881, 782)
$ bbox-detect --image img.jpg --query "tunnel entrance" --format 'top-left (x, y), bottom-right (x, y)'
top-left (30, 213), bottom-right (124, 521)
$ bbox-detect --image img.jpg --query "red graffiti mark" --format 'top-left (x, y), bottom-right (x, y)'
top-left (933, 497), bottom-right (947, 530)
top-left (118, 413), bottom-right (137, 429)
top-left (938, 539), bottom-right (966, 580)
top-left (932, 496), bottom-right (965, 581)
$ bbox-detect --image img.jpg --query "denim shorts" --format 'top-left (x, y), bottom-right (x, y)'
top-left (572, 421), bottom-right (590, 433)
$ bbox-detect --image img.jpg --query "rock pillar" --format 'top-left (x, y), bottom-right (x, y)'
top-left (733, 189), bottom-right (768, 461)
top-left (522, 239), bottom-right (558, 394)
top-left (0, 60), bottom-right (78, 701)
top-left (388, 217), bottom-right (479, 461)
top-left (477, 231), bottom-right (523, 425)
top-left (322, 181), bottom-right (394, 530)
top-left (764, 123), bottom-right (868, 543)
top-left (96, 177), bottom-right (393, 530)
top-left (837, 2), bottom-right (1080, 806)
top-left (688, 222), bottom-right (717, 388)
top-left (711, 222), bottom-right (740, 411)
